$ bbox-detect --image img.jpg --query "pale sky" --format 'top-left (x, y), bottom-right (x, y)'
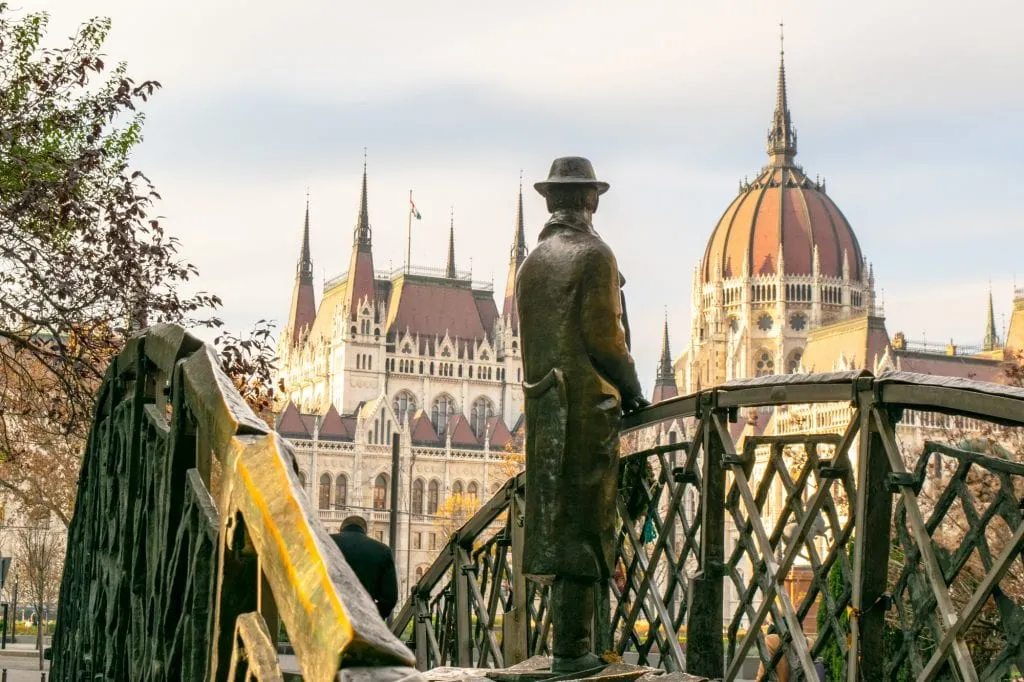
top-left (30, 1), bottom-right (1024, 394)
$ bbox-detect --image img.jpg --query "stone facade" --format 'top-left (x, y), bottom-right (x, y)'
top-left (273, 162), bottom-right (528, 597)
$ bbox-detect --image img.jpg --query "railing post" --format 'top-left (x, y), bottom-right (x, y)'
top-left (453, 542), bottom-right (473, 667)
top-left (503, 487), bottom-right (528, 665)
top-left (414, 595), bottom-right (430, 670)
top-left (686, 399), bottom-right (725, 679)
top-left (847, 382), bottom-right (894, 681)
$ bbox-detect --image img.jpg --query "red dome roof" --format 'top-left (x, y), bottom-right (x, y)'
top-left (701, 47), bottom-right (864, 285)
top-left (701, 165), bottom-right (863, 283)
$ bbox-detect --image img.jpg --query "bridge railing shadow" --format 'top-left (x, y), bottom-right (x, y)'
top-left (50, 324), bottom-right (416, 682)
top-left (392, 370), bottom-right (1024, 681)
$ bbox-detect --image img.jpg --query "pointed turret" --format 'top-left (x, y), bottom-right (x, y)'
top-left (354, 152), bottom-right (372, 247)
top-left (285, 197), bottom-right (317, 345)
top-left (446, 208), bottom-right (457, 279)
top-left (345, 153), bottom-right (376, 318)
top-left (652, 312), bottom-right (679, 403)
top-left (502, 176), bottom-right (528, 334)
top-left (767, 24), bottom-right (797, 167)
top-left (983, 287), bottom-right (999, 351)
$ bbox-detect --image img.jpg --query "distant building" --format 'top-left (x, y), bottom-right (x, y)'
top-left (273, 163), bottom-right (526, 595)
top-left (647, 42), bottom-right (1024, 633)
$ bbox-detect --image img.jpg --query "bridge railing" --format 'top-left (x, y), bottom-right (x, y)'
top-left (392, 370), bottom-right (1024, 681)
top-left (50, 324), bottom-right (416, 682)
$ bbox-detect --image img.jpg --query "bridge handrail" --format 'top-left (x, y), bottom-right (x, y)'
top-left (52, 324), bottom-right (415, 681)
top-left (392, 368), bottom-right (1024, 680)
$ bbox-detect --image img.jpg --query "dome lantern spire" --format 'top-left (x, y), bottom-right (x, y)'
top-left (767, 23), bottom-right (797, 167)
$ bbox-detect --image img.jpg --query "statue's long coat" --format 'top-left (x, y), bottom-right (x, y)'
top-left (516, 219), bottom-right (644, 582)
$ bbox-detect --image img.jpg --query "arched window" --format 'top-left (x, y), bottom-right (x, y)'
top-left (334, 474), bottom-right (348, 508)
top-left (427, 480), bottom-right (440, 514)
top-left (467, 481), bottom-right (479, 500)
top-left (470, 397), bottom-right (494, 437)
top-left (318, 473), bottom-right (331, 510)
top-left (374, 474), bottom-right (389, 510)
top-left (755, 350), bottom-right (775, 377)
top-left (452, 480), bottom-right (464, 496)
top-left (787, 350), bottom-right (804, 374)
top-left (412, 478), bottom-right (425, 515)
top-left (432, 394), bottom-right (455, 436)
top-left (298, 471), bottom-right (307, 488)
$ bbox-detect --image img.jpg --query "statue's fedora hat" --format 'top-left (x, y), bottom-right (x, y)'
top-left (534, 156), bottom-right (609, 197)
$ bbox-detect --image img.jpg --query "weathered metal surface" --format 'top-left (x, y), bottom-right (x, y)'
top-left (394, 371), bottom-right (1024, 681)
top-left (51, 324), bottom-right (417, 681)
top-left (517, 156), bottom-right (648, 670)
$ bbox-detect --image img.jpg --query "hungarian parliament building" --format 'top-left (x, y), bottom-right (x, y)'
top-left (272, 47), bottom-right (1024, 602)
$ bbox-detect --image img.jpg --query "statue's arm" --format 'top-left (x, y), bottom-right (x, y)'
top-left (581, 248), bottom-right (645, 403)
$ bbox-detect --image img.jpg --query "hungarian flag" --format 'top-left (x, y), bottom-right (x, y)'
top-left (410, 196), bottom-right (422, 220)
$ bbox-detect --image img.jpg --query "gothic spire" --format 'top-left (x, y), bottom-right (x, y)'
top-left (286, 195), bottom-right (317, 345)
top-left (510, 172), bottom-right (527, 267)
top-left (446, 207), bottom-right (457, 279)
top-left (984, 286), bottom-right (999, 350)
top-left (652, 311), bottom-right (678, 403)
top-left (354, 149), bottom-right (372, 247)
top-left (502, 174), bottom-right (528, 334)
top-left (345, 153), bottom-right (376, 317)
top-left (767, 23), bottom-right (797, 167)
top-left (297, 193), bottom-right (313, 282)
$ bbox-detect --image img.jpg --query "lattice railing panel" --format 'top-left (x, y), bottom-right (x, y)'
top-left (611, 442), bottom-right (697, 671)
top-left (718, 426), bottom-right (857, 682)
top-left (392, 370), bottom-right (1024, 681)
top-left (885, 430), bottom-right (1024, 681)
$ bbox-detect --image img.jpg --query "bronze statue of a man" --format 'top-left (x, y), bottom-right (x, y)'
top-left (516, 157), bottom-right (649, 672)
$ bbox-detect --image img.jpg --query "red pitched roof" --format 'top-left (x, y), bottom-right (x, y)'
top-left (409, 410), bottom-right (440, 445)
top-left (345, 247), bottom-right (376, 317)
top-left (277, 402), bottom-right (310, 438)
top-left (387, 276), bottom-right (491, 342)
top-left (447, 414), bottom-right (481, 448)
top-left (485, 416), bottom-right (512, 449)
top-left (895, 352), bottom-right (1002, 383)
top-left (286, 279), bottom-right (316, 344)
top-left (474, 292), bottom-right (499, 338)
top-left (319, 404), bottom-right (353, 441)
top-left (511, 413), bottom-right (526, 439)
top-left (652, 383), bottom-right (678, 403)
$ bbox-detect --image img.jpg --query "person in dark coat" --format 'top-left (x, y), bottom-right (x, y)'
top-left (331, 515), bottom-right (398, 620)
top-left (516, 156), bottom-right (649, 672)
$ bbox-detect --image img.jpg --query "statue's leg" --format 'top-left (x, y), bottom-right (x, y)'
top-left (551, 576), bottom-right (602, 672)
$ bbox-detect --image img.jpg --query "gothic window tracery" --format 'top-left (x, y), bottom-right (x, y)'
top-left (467, 481), bottom-right (479, 500)
top-left (373, 473), bottom-right (389, 510)
top-left (427, 480), bottom-right (440, 514)
top-left (757, 314), bottom-right (774, 331)
top-left (787, 350), bottom-right (804, 374)
top-left (470, 397), bottom-right (494, 437)
top-left (790, 312), bottom-right (807, 331)
top-left (335, 474), bottom-right (348, 508)
top-left (754, 350), bottom-right (775, 377)
top-left (452, 480), bottom-right (464, 496)
top-left (412, 478), bottom-right (424, 515)
top-left (432, 394), bottom-right (456, 435)
top-left (318, 473), bottom-right (331, 510)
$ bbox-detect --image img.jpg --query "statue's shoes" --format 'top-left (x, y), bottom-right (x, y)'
top-left (551, 652), bottom-right (602, 673)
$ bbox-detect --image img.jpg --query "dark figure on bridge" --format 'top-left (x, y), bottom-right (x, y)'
top-left (516, 157), bottom-right (649, 672)
top-left (331, 515), bottom-right (399, 619)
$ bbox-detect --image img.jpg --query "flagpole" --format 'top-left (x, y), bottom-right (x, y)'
top-left (406, 189), bottom-right (412, 275)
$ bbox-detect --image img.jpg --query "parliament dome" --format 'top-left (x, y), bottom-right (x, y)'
top-left (700, 50), bottom-right (864, 285)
